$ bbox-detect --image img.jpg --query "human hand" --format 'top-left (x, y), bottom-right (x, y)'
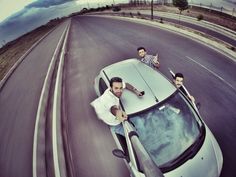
top-left (189, 95), bottom-right (195, 102)
top-left (152, 55), bottom-right (160, 68)
top-left (116, 110), bottom-right (128, 122)
top-left (153, 55), bottom-right (159, 63)
top-left (135, 90), bottom-right (145, 97)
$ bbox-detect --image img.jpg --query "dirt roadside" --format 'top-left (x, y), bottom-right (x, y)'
top-left (0, 19), bottom-right (63, 81)
top-left (122, 5), bottom-right (236, 31)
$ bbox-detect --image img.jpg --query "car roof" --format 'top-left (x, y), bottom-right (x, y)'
top-left (101, 59), bottom-right (177, 115)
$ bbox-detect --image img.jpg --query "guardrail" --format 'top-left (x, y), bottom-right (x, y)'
top-left (33, 19), bottom-right (71, 177)
top-left (189, 3), bottom-right (236, 17)
top-left (119, 2), bottom-right (236, 17)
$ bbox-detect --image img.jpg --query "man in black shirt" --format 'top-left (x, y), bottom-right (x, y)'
top-left (173, 73), bottom-right (195, 103)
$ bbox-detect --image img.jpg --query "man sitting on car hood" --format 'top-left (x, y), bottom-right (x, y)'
top-left (91, 77), bottom-right (144, 136)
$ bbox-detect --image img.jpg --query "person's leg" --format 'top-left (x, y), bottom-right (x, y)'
top-left (110, 124), bottom-right (125, 136)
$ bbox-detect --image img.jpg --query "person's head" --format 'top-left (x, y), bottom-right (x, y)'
top-left (137, 47), bottom-right (147, 58)
top-left (110, 77), bottom-right (123, 98)
top-left (173, 73), bottom-right (184, 88)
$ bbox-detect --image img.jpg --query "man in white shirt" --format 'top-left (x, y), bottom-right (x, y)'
top-left (91, 77), bottom-right (144, 136)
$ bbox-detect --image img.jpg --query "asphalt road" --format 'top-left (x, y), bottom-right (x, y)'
top-left (142, 13), bottom-right (236, 47)
top-left (65, 15), bottom-right (236, 177)
top-left (0, 22), bottom-right (68, 177)
top-left (0, 15), bottom-right (235, 177)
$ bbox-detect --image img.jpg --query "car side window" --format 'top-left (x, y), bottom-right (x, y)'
top-left (99, 78), bottom-right (108, 94)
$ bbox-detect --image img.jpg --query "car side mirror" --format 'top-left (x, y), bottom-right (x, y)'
top-left (112, 149), bottom-right (127, 159)
top-left (196, 102), bottom-right (201, 110)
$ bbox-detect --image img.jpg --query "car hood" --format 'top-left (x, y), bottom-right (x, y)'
top-left (103, 59), bottom-right (176, 115)
top-left (164, 126), bottom-right (222, 177)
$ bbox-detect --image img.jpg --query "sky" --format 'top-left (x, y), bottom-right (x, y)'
top-left (0, 0), bottom-right (128, 45)
top-left (0, 0), bottom-right (235, 45)
top-left (0, 0), bottom-right (236, 22)
top-left (0, 0), bottom-right (36, 22)
top-left (0, 0), bottom-right (126, 23)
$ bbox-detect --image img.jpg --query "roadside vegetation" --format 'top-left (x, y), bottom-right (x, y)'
top-left (120, 3), bottom-right (236, 31)
top-left (173, 0), bottom-right (189, 14)
top-left (0, 18), bottom-right (64, 80)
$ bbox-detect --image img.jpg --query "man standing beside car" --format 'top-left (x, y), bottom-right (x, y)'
top-left (137, 47), bottom-right (160, 69)
top-left (91, 77), bottom-right (144, 136)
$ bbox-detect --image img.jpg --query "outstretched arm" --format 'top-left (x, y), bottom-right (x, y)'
top-left (125, 82), bottom-right (144, 97)
top-left (110, 105), bottom-right (127, 122)
top-left (188, 95), bottom-right (195, 102)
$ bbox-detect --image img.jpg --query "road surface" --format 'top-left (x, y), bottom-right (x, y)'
top-left (65, 15), bottom-right (236, 177)
top-left (0, 15), bottom-right (235, 177)
top-left (0, 22), bottom-right (68, 177)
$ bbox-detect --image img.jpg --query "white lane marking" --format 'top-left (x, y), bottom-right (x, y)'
top-left (186, 56), bottom-right (236, 92)
top-left (0, 25), bottom-right (56, 90)
top-left (33, 21), bottom-right (70, 177)
top-left (52, 20), bottom-right (71, 177)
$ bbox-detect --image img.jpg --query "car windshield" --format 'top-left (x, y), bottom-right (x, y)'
top-left (129, 91), bottom-right (202, 167)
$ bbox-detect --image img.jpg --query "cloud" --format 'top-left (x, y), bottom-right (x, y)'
top-left (26, 0), bottom-right (76, 8)
top-left (0, 0), bottom-right (127, 45)
top-left (0, 1), bottom-right (82, 45)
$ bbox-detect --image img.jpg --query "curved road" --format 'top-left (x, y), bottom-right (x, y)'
top-left (140, 13), bottom-right (236, 47)
top-left (100, 12), bottom-right (236, 47)
top-left (65, 15), bottom-right (236, 177)
top-left (0, 15), bottom-right (236, 177)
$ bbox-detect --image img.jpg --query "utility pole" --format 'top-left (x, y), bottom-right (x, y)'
top-left (151, 0), bottom-right (153, 20)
